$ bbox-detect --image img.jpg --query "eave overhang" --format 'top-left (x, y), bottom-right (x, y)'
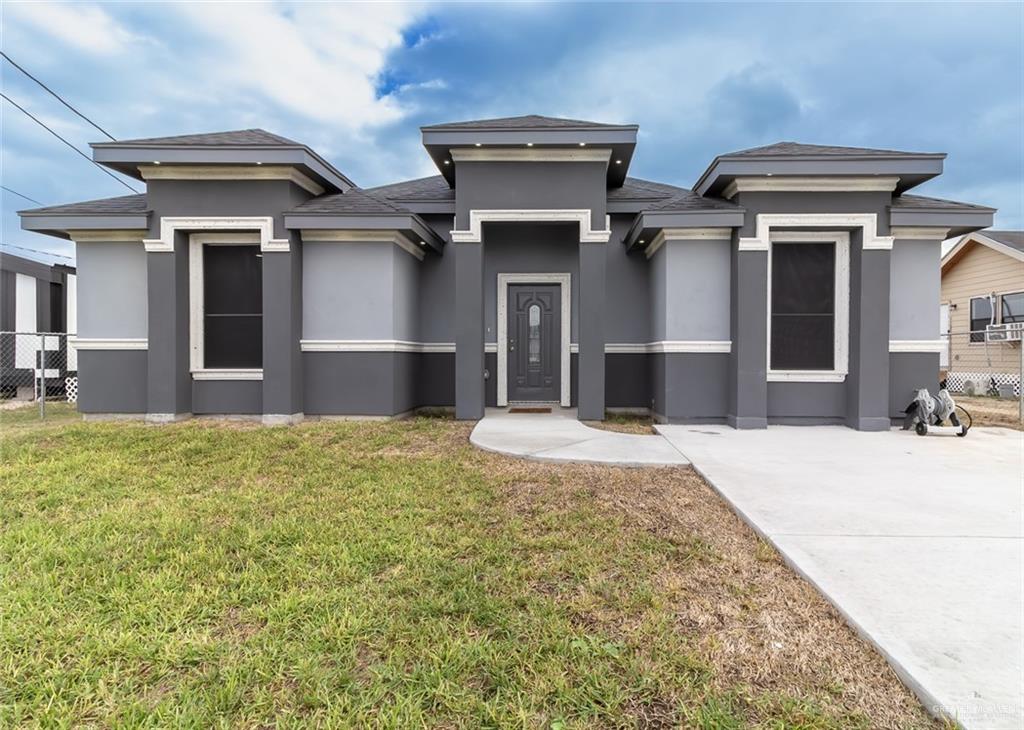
top-left (91, 142), bottom-right (355, 193)
top-left (283, 211), bottom-right (445, 254)
top-left (889, 204), bottom-right (995, 238)
top-left (694, 154), bottom-right (946, 197)
top-left (421, 124), bottom-right (638, 187)
top-left (19, 212), bottom-right (151, 240)
top-left (623, 209), bottom-right (746, 251)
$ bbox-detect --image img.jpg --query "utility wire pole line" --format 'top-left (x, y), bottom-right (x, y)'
top-left (1, 92), bottom-right (140, 194)
top-left (1, 52), bottom-right (117, 141)
top-left (1, 185), bottom-right (43, 206)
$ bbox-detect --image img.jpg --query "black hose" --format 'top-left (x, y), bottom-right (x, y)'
top-left (955, 404), bottom-right (973, 432)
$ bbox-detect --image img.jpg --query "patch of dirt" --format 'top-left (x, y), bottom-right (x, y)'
top-left (956, 395), bottom-right (1022, 431)
top-left (484, 453), bottom-right (939, 729)
top-left (214, 606), bottom-right (265, 642)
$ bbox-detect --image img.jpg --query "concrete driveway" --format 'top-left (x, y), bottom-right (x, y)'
top-left (656, 423), bottom-right (1023, 730)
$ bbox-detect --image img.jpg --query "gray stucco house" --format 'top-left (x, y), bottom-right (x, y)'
top-left (19, 115), bottom-right (995, 428)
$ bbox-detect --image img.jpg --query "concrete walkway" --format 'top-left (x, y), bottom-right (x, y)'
top-left (656, 423), bottom-right (1023, 730)
top-left (470, 408), bottom-right (688, 466)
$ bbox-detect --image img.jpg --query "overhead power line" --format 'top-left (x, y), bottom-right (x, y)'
top-left (1, 92), bottom-right (140, 194)
top-left (1, 185), bottom-right (43, 206)
top-left (0, 243), bottom-right (74, 261)
top-left (1, 52), bottom-right (116, 141)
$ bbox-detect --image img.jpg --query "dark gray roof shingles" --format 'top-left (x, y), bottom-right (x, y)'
top-left (19, 194), bottom-right (148, 215)
top-left (724, 141), bottom-right (938, 158)
top-left (890, 194), bottom-right (995, 211)
top-left (422, 114), bottom-right (631, 130)
top-left (979, 230), bottom-right (1024, 252)
top-left (364, 176), bottom-right (454, 201)
top-left (289, 189), bottom-right (409, 215)
top-left (95, 129), bottom-right (301, 147)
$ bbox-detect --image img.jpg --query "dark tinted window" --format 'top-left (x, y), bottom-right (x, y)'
top-left (770, 242), bottom-right (835, 371)
top-left (1000, 292), bottom-right (1024, 324)
top-left (969, 297), bottom-right (992, 343)
top-left (203, 245), bottom-right (262, 368)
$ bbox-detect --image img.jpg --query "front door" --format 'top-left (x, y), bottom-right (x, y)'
top-left (507, 284), bottom-right (560, 402)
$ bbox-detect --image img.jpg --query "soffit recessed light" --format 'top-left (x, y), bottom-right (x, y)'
top-left (639, 240), bottom-right (645, 244)
top-left (419, 241), bottom-right (426, 246)
top-left (579, 142), bottom-right (586, 147)
top-left (526, 142), bottom-right (534, 147)
top-left (152, 161), bottom-right (161, 165)
top-left (475, 143), bottom-right (482, 147)
top-left (444, 159), bottom-right (450, 165)
top-left (255, 161), bottom-right (262, 165)
top-left (615, 159), bottom-right (622, 164)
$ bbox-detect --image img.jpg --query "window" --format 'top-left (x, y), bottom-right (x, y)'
top-left (969, 296), bottom-right (992, 342)
top-left (767, 232), bottom-right (849, 380)
top-left (527, 304), bottom-right (541, 364)
top-left (1000, 292), bottom-right (1024, 325)
top-left (190, 234), bottom-right (263, 375)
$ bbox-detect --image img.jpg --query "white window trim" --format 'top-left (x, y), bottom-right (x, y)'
top-left (189, 232), bottom-right (264, 380)
top-left (451, 210), bottom-right (611, 244)
top-left (722, 176), bottom-right (899, 199)
top-left (146, 216), bottom-right (288, 253)
top-left (996, 290), bottom-right (1024, 325)
top-left (767, 231), bottom-right (850, 383)
top-left (739, 213), bottom-right (893, 251)
top-left (497, 273), bottom-right (571, 407)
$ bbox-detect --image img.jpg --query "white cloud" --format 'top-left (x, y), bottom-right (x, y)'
top-left (3, 1), bottom-right (152, 56)
top-left (171, 2), bottom-right (427, 131)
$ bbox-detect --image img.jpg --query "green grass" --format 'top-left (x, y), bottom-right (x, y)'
top-left (0, 413), bottom-right (932, 728)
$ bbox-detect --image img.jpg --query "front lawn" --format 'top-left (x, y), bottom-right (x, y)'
top-left (0, 413), bottom-right (937, 728)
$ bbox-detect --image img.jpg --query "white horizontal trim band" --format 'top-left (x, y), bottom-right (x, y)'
top-left (889, 227), bottom-right (950, 240)
top-left (889, 339), bottom-right (946, 353)
top-left (191, 369), bottom-right (263, 381)
top-left (768, 371), bottom-right (848, 382)
top-left (138, 165), bottom-right (324, 196)
top-left (69, 337), bottom-right (148, 350)
top-left (450, 148), bottom-right (611, 164)
top-left (300, 340), bottom-right (456, 353)
top-left (722, 176), bottom-right (899, 199)
top-left (300, 229), bottom-right (424, 260)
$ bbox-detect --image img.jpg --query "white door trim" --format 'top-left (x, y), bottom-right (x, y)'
top-left (497, 273), bottom-right (571, 407)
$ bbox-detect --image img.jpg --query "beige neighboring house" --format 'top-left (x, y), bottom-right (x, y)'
top-left (940, 230), bottom-right (1024, 395)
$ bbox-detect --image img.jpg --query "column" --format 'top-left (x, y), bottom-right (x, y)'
top-left (262, 232), bottom-right (304, 424)
top-left (577, 240), bottom-right (606, 420)
top-left (454, 239), bottom-right (485, 419)
top-left (846, 237), bottom-right (891, 430)
top-left (146, 232), bottom-right (191, 421)
top-left (728, 240), bottom-right (768, 428)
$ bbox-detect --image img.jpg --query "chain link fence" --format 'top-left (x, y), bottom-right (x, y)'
top-left (0, 332), bottom-right (77, 418)
top-left (941, 328), bottom-right (1023, 425)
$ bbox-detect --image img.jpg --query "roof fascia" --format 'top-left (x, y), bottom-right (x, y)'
top-left (20, 213), bottom-right (150, 240)
top-left (943, 233), bottom-right (1024, 273)
top-left (0, 253), bottom-right (64, 280)
top-left (694, 154), bottom-right (946, 197)
top-left (92, 144), bottom-right (355, 192)
top-left (283, 212), bottom-right (444, 253)
top-left (623, 209), bottom-right (745, 249)
top-left (889, 207), bottom-right (994, 237)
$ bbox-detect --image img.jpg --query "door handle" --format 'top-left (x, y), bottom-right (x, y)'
top-left (509, 338), bottom-right (515, 352)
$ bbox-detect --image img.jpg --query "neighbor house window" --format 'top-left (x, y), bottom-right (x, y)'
top-left (768, 233), bottom-right (849, 380)
top-left (1000, 292), bottom-right (1024, 325)
top-left (189, 234), bottom-right (263, 375)
top-left (969, 296), bottom-right (992, 342)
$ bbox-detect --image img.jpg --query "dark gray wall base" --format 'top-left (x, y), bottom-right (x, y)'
top-left (304, 351), bottom-right (418, 416)
top-left (606, 353), bottom-right (649, 408)
top-left (768, 416), bottom-right (846, 426)
top-left (727, 414), bottom-right (768, 429)
top-left (889, 352), bottom-right (941, 418)
top-left (77, 350), bottom-right (148, 413)
top-left (192, 380), bottom-right (262, 415)
top-left (418, 352), bottom-right (455, 407)
top-left (652, 352), bottom-right (729, 420)
top-left (846, 416), bottom-right (891, 431)
top-left (767, 381), bottom-right (847, 419)
top-left (655, 414), bottom-right (729, 425)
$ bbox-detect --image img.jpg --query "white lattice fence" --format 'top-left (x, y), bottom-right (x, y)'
top-left (65, 376), bottom-right (78, 404)
top-left (946, 371), bottom-right (1021, 397)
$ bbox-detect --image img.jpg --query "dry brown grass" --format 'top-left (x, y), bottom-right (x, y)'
top-left (956, 395), bottom-right (1023, 431)
top-left (586, 413), bottom-right (658, 434)
top-left (393, 420), bottom-right (940, 729)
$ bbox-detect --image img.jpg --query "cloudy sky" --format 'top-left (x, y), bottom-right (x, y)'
top-left (2, 1), bottom-right (1022, 263)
